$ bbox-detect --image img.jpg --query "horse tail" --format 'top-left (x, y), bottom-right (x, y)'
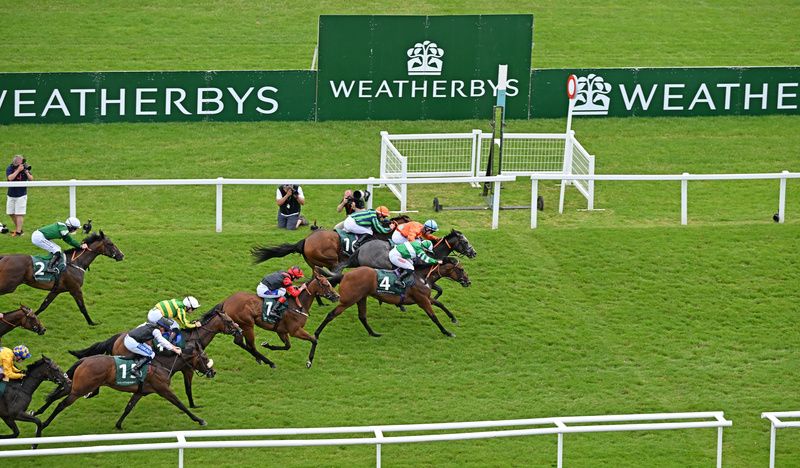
top-left (69, 333), bottom-right (121, 358)
top-left (251, 239), bottom-right (305, 264)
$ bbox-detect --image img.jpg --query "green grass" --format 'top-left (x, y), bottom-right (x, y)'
top-left (1, 1), bottom-right (800, 467)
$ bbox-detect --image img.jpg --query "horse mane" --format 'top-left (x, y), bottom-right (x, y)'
top-left (82, 231), bottom-right (105, 244)
top-left (200, 306), bottom-right (219, 323)
top-left (25, 357), bottom-right (49, 372)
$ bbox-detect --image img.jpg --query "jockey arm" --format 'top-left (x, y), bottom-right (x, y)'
top-left (61, 233), bottom-right (82, 249)
top-left (176, 308), bottom-right (199, 329)
top-left (421, 231), bottom-right (440, 242)
top-left (0, 350), bottom-right (24, 380)
top-left (372, 216), bottom-right (391, 234)
top-left (152, 328), bottom-right (180, 353)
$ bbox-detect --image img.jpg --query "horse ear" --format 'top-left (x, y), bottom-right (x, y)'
top-left (99, 230), bottom-right (105, 238)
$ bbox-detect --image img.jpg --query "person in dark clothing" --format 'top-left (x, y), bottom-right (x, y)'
top-left (276, 184), bottom-right (305, 230)
top-left (6, 155), bottom-right (33, 237)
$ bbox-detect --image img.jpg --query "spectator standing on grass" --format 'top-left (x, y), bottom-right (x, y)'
top-left (6, 155), bottom-right (33, 237)
top-left (276, 184), bottom-right (305, 230)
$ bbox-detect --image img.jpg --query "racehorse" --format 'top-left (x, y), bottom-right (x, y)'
top-left (250, 215), bottom-right (411, 271)
top-left (0, 356), bottom-right (70, 439)
top-left (334, 229), bottom-right (477, 299)
top-left (0, 305), bottom-right (46, 339)
top-left (67, 307), bottom-right (241, 408)
top-left (217, 267), bottom-right (339, 368)
top-left (309, 258), bottom-right (471, 367)
top-left (38, 343), bottom-right (214, 431)
top-left (0, 231), bottom-right (125, 325)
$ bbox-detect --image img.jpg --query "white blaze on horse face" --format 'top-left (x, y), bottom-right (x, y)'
top-left (206, 359), bottom-right (214, 368)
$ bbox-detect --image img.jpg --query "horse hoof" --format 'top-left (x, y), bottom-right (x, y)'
top-left (268, 362), bottom-right (277, 369)
top-left (447, 332), bottom-right (456, 338)
top-left (31, 444), bottom-right (39, 450)
top-left (88, 322), bottom-right (99, 327)
top-left (370, 333), bottom-right (382, 338)
top-left (115, 424), bottom-right (123, 430)
top-left (199, 419), bottom-right (207, 426)
top-left (260, 341), bottom-right (270, 348)
top-left (306, 361), bottom-right (313, 368)
top-left (26, 410), bottom-right (35, 416)
top-left (451, 319), bottom-right (459, 325)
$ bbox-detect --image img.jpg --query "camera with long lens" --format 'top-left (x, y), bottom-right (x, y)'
top-left (21, 158), bottom-right (31, 171)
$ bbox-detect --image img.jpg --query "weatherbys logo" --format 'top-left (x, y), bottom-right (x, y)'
top-left (573, 74), bottom-right (612, 115)
top-left (407, 41), bottom-right (444, 76)
top-left (327, 39), bottom-right (518, 100)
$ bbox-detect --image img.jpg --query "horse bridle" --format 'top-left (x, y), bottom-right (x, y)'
top-left (0, 308), bottom-right (39, 333)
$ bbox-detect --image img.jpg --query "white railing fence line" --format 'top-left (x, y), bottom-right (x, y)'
top-left (530, 170), bottom-right (798, 229)
top-left (0, 412), bottom-right (731, 467)
top-left (762, 411), bottom-right (800, 468)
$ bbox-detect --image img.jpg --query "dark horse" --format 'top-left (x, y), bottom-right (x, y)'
top-left (335, 229), bottom-right (477, 300)
top-left (0, 304), bottom-right (46, 339)
top-left (217, 267), bottom-right (339, 368)
top-left (38, 342), bottom-right (215, 431)
top-left (0, 231), bottom-right (125, 325)
top-left (309, 258), bottom-right (471, 367)
top-left (0, 356), bottom-right (70, 438)
top-left (67, 307), bottom-right (241, 408)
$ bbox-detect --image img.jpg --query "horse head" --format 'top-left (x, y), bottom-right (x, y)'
top-left (311, 267), bottom-right (340, 302)
top-left (29, 355), bottom-right (71, 387)
top-left (441, 257), bottom-right (471, 287)
top-left (445, 230), bottom-right (477, 259)
top-left (199, 306), bottom-right (242, 336)
top-left (18, 304), bottom-right (46, 335)
top-left (184, 344), bottom-right (215, 379)
top-left (85, 231), bottom-right (125, 261)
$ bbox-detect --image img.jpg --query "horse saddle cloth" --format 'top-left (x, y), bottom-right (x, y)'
top-left (335, 228), bottom-right (359, 255)
top-left (375, 269), bottom-right (411, 296)
top-left (30, 254), bottom-right (65, 283)
top-left (261, 298), bottom-right (287, 324)
top-left (113, 356), bottom-right (149, 386)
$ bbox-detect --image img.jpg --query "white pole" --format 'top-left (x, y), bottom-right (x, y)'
top-left (566, 97), bottom-right (575, 135)
top-left (681, 173), bottom-right (689, 225)
top-left (531, 178), bottom-right (538, 229)
top-left (177, 434), bottom-right (186, 468)
top-left (69, 180), bottom-right (77, 218)
top-left (557, 433), bottom-right (563, 468)
top-left (778, 170), bottom-right (788, 223)
top-left (769, 424), bottom-right (776, 468)
top-left (374, 429), bottom-right (383, 468)
top-left (716, 427), bottom-right (723, 468)
top-left (588, 155), bottom-right (596, 211)
top-left (367, 177), bottom-right (374, 210)
top-left (492, 180), bottom-right (501, 229)
top-left (216, 177), bottom-right (223, 233)
top-left (379, 132), bottom-right (388, 187)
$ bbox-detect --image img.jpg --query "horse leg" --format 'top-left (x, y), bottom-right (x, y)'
top-left (13, 411), bottom-right (44, 438)
top-left (313, 304), bottom-right (349, 339)
top-left (416, 296), bottom-right (455, 337)
top-left (357, 298), bottom-right (381, 337)
top-left (69, 289), bottom-right (97, 326)
top-left (287, 327), bottom-right (319, 369)
top-left (183, 369), bottom-right (198, 408)
top-left (431, 298), bottom-right (459, 325)
top-left (115, 393), bottom-right (145, 430)
top-left (261, 332), bottom-right (291, 351)
top-left (34, 290), bottom-right (60, 315)
top-left (42, 393), bottom-right (82, 430)
top-left (233, 327), bottom-right (276, 368)
top-left (33, 385), bottom-right (70, 416)
top-left (154, 386), bottom-right (206, 426)
top-left (0, 416), bottom-right (20, 438)
top-left (431, 283), bottom-right (444, 300)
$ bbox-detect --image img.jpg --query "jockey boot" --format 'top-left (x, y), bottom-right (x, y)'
top-left (395, 269), bottom-right (413, 289)
top-left (46, 252), bottom-right (63, 274)
top-left (352, 234), bottom-right (373, 251)
top-left (131, 356), bottom-right (151, 380)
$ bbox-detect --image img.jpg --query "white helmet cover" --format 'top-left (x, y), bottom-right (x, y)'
top-left (183, 296), bottom-right (200, 309)
top-left (65, 217), bottom-right (81, 229)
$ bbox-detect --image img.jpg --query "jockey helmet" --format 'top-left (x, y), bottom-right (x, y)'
top-left (288, 266), bottom-right (304, 278)
top-left (13, 345), bottom-right (31, 360)
top-left (423, 219), bottom-right (439, 232)
top-left (182, 296), bottom-right (200, 310)
top-left (157, 317), bottom-right (176, 330)
top-left (65, 217), bottom-right (81, 230)
top-left (376, 206), bottom-right (390, 218)
top-left (420, 240), bottom-right (434, 252)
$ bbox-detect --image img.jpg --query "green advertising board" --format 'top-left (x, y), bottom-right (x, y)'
top-left (531, 67), bottom-right (800, 118)
top-left (0, 71), bottom-right (316, 124)
top-left (316, 15), bottom-right (533, 121)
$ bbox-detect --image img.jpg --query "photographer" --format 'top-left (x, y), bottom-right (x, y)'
top-left (5, 155), bottom-right (33, 237)
top-left (335, 189), bottom-right (369, 230)
top-left (276, 184), bottom-right (305, 230)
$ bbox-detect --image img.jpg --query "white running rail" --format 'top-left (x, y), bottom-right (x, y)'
top-left (0, 412), bottom-right (732, 467)
top-left (762, 411), bottom-right (800, 468)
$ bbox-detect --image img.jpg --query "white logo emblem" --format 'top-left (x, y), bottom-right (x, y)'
top-left (407, 40), bottom-right (444, 76)
top-left (573, 74), bottom-right (612, 115)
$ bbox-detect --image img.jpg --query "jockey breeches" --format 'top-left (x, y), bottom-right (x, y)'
top-left (257, 283), bottom-right (286, 299)
top-left (391, 231), bottom-right (409, 245)
top-left (123, 335), bottom-right (155, 359)
top-left (31, 231), bottom-right (61, 254)
top-left (389, 249), bottom-right (414, 270)
top-left (343, 217), bottom-right (373, 235)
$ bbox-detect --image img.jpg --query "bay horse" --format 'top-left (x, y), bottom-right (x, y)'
top-left (38, 342), bottom-right (214, 431)
top-left (0, 356), bottom-right (70, 439)
top-left (0, 305), bottom-right (46, 339)
top-left (0, 231), bottom-right (125, 325)
top-left (67, 307), bottom-right (241, 408)
top-left (309, 258), bottom-right (471, 367)
top-left (218, 267), bottom-right (339, 368)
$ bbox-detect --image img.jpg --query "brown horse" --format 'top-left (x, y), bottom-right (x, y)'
top-left (0, 231), bottom-right (124, 325)
top-left (218, 267), bottom-right (339, 368)
top-left (310, 258), bottom-right (471, 366)
top-left (0, 304), bottom-right (46, 339)
top-left (67, 307), bottom-right (241, 408)
top-left (0, 356), bottom-right (70, 439)
top-left (38, 342), bottom-right (214, 431)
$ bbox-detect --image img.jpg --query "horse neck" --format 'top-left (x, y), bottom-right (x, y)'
top-left (67, 245), bottom-right (102, 268)
top-left (0, 310), bottom-right (22, 335)
top-left (297, 284), bottom-right (316, 310)
top-left (433, 236), bottom-right (455, 257)
top-left (19, 364), bottom-right (49, 394)
top-left (187, 318), bottom-right (221, 348)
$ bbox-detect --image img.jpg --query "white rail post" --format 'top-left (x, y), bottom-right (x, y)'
top-left (374, 428), bottom-right (384, 468)
top-left (367, 177), bottom-right (375, 210)
top-left (681, 173), bottom-right (689, 225)
top-left (531, 177), bottom-right (539, 229)
top-left (400, 159), bottom-right (408, 213)
top-left (471, 129), bottom-right (481, 181)
top-left (69, 180), bottom-right (77, 218)
top-left (716, 426), bottom-right (723, 468)
top-left (379, 131), bottom-right (388, 187)
top-left (769, 422), bottom-right (776, 468)
top-left (778, 170), bottom-right (788, 223)
top-left (492, 180), bottom-right (501, 229)
top-left (177, 433), bottom-right (186, 468)
top-left (216, 177), bottom-right (223, 233)
top-left (588, 155), bottom-right (596, 210)
top-left (555, 420), bottom-right (566, 468)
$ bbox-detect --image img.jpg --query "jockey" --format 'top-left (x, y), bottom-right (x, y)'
top-left (31, 217), bottom-right (88, 273)
top-left (125, 316), bottom-right (182, 379)
top-left (257, 266), bottom-right (304, 310)
top-left (389, 239), bottom-right (442, 288)
top-left (0, 345), bottom-right (31, 382)
top-left (391, 219), bottom-right (440, 245)
top-left (147, 296), bottom-right (201, 330)
top-left (342, 206), bottom-right (393, 250)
